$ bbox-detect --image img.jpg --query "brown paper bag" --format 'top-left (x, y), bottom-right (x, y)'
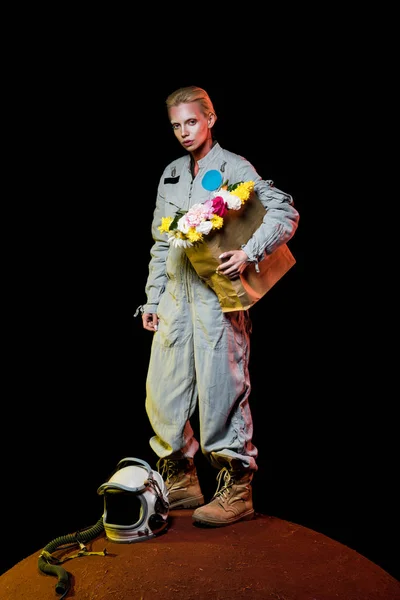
top-left (185, 191), bottom-right (296, 312)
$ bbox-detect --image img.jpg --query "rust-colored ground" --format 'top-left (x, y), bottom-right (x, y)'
top-left (1, 510), bottom-right (399, 600)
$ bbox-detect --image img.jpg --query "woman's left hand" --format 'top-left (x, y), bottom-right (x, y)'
top-left (216, 250), bottom-right (249, 280)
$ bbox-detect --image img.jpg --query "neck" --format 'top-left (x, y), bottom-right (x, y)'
top-left (191, 137), bottom-right (214, 162)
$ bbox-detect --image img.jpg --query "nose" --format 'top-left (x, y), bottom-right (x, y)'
top-left (180, 124), bottom-right (189, 138)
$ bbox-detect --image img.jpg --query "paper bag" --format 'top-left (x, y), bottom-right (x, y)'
top-left (185, 191), bottom-right (296, 312)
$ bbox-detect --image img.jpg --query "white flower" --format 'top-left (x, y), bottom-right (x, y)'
top-left (196, 221), bottom-right (213, 235)
top-left (168, 235), bottom-right (193, 248)
top-left (177, 215), bottom-right (191, 233)
top-left (226, 195), bottom-right (242, 210)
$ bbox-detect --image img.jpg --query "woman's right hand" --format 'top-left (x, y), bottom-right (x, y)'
top-left (142, 312), bottom-right (159, 332)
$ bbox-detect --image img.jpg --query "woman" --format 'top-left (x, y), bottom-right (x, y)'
top-left (139, 85), bottom-right (299, 527)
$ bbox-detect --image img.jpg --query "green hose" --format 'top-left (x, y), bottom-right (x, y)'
top-left (38, 516), bottom-right (105, 598)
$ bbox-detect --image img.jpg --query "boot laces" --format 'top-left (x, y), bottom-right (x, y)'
top-left (213, 467), bottom-right (234, 500)
top-left (156, 458), bottom-right (180, 482)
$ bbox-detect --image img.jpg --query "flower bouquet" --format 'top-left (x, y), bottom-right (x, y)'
top-left (158, 180), bottom-right (295, 312)
top-left (158, 180), bottom-right (255, 248)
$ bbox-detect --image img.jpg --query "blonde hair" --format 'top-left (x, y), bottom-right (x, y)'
top-left (166, 85), bottom-right (217, 122)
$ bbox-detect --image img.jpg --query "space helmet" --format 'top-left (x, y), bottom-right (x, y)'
top-left (97, 457), bottom-right (169, 543)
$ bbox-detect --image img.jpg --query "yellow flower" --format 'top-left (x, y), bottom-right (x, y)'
top-left (187, 228), bottom-right (204, 243)
top-left (232, 181), bottom-right (254, 204)
top-left (158, 217), bottom-right (174, 234)
top-left (211, 214), bottom-right (224, 230)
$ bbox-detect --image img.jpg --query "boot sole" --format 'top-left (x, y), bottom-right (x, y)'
top-left (192, 509), bottom-right (255, 527)
top-left (169, 495), bottom-right (205, 509)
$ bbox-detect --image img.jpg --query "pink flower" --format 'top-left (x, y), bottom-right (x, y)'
top-left (182, 203), bottom-right (212, 228)
top-left (211, 195), bottom-right (228, 217)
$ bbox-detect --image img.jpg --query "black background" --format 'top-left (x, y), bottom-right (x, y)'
top-left (2, 53), bottom-right (398, 582)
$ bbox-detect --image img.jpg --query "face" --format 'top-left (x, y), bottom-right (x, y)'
top-left (169, 102), bottom-right (213, 158)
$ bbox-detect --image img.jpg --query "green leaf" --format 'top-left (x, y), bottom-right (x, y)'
top-left (169, 210), bottom-right (187, 231)
top-left (227, 181), bottom-right (244, 192)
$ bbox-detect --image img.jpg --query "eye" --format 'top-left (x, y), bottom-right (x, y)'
top-left (172, 124), bottom-right (180, 130)
top-left (188, 119), bottom-right (197, 126)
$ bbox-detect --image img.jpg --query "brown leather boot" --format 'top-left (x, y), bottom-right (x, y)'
top-left (157, 457), bottom-right (204, 509)
top-left (192, 467), bottom-right (254, 526)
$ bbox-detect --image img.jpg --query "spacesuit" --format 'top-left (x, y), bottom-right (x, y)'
top-left (142, 142), bottom-right (299, 475)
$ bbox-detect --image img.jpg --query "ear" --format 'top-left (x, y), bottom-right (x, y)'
top-left (208, 113), bottom-right (215, 128)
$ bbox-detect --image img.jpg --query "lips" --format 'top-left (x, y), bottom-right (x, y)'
top-left (183, 140), bottom-right (193, 147)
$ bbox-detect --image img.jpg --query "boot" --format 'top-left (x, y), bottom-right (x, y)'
top-left (192, 467), bottom-right (254, 526)
top-left (157, 457), bottom-right (204, 509)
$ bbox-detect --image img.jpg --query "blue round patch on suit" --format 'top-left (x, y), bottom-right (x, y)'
top-left (202, 170), bottom-right (223, 191)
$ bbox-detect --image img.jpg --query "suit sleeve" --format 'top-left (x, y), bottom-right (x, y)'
top-left (143, 177), bottom-right (169, 314)
top-left (235, 157), bottom-right (300, 262)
